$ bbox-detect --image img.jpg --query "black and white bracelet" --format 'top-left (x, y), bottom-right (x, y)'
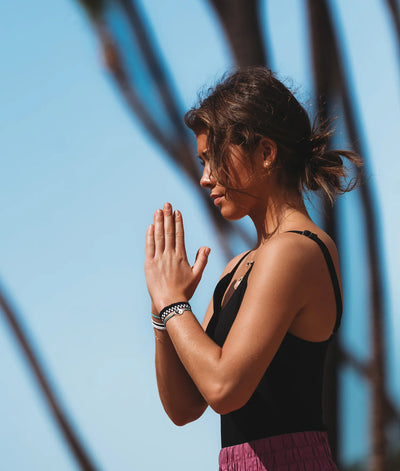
top-left (152, 319), bottom-right (166, 331)
top-left (160, 302), bottom-right (192, 325)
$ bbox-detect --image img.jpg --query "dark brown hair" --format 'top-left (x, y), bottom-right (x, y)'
top-left (184, 67), bottom-right (361, 202)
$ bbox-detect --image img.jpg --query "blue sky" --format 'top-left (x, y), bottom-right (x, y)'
top-left (0, 1), bottom-right (399, 469)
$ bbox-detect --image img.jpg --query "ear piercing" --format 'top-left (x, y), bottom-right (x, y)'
top-left (264, 161), bottom-right (273, 175)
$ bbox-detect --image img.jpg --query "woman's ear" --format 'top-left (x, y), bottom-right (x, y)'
top-left (258, 137), bottom-right (277, 169)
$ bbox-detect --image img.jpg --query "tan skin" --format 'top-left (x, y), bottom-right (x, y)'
top-left (144, 133), bottom-right (343, 424)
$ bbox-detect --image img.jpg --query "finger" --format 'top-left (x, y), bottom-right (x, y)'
top-left (192, 247), bottom-right (211, 280)
top-left (163, 202), bottom-right (175, 251)
top-left (154, 209), bottom-right (165, 255)
top-left (145, 224), bottom-right (155, 259)
top-left (174, 209), bottom-right (187, 258)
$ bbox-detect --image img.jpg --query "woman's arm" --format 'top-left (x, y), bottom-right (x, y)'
top-left (146, 202), bottom-right (210, 425)
top-left (152, 247), bottom-right (250, 424)
top-left (160, 238), bottom-right (308, 414)
top-left (152, 297), bottom-right (213, 426)
top-left (152, 250), bottom-right (247, 425)
top-left (153, 326), bottom-right (207, 425)
top-left (145, 204), bottom-right (337, 415)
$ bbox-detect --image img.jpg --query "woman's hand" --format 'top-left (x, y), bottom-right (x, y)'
top-left (144, 202), bottom-right (210, 314)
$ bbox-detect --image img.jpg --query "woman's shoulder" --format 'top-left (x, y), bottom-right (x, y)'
top-left (252, 228), bottom-right (339, 274)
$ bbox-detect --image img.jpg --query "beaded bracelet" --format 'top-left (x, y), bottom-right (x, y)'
top-left (160, 302), bottom-right (192, 325)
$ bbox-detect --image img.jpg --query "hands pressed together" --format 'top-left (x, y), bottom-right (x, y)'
top-left (144, 202), bottom-right (211, 315)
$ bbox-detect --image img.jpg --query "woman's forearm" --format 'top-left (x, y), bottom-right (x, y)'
top-left (154, 329), bottom-right (207, 425)
top-left (164, 311), bottom-right (237, 414)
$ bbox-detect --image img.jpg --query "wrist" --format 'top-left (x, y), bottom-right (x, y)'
top-left (160, 301), bottom-right (192, 325)
top-left (156, 295), bottom-right (189, 314)
top-left (152, 318), bottom-right (167, 332)
top-left (151, 301), bottom-right (159, 317)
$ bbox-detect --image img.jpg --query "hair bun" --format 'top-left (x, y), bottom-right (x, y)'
top-left (302, 121), bottom-right (361, 199)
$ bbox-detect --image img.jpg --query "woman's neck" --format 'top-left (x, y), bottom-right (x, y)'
top-left (249, 191), bottom-right (311, 248)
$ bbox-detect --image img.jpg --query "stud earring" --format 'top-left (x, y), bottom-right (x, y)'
top-left (264, 161), bottom-right (272, 175)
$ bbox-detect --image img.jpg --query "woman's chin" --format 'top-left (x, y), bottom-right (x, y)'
top-left (220, 206), bottom-right (247, 221)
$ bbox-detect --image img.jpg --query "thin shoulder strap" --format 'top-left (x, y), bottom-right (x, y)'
top-left (230, 250), bottom-right (252, 277)
top-left (211, 250), bottom-right (252, 317)
top-left (286, 230), bottom-right (343, 333)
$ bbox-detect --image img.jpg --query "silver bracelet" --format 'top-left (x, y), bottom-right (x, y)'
top-left (152, 319), bottom-right (166, 331)
top-left (160, 302), bottom-right (192, 325)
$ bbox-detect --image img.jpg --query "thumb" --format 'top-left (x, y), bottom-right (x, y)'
top-left (192, 247), bottom-right (211, 279)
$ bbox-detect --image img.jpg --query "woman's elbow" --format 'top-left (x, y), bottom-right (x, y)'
top-left (169, 413), bottom-right (197, 427)
top-left (166, 403), bottom-right (207, 427)
top-left (205, 383), bottom-right (248, 415)
top-left (208, 398), bottom-right (245, 416)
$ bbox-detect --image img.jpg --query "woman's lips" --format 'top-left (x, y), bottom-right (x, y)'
top-left (211, 195), bottom-right (224, 205)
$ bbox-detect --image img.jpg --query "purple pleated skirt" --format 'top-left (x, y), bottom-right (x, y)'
top-left (219, 431), bottom-right (338, 471)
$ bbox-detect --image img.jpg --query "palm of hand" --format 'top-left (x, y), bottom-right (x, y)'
top-left (144, 202), bottom-right (210, 314)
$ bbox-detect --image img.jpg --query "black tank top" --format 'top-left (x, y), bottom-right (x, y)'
top-left (205, 230), bottom-right (343, 448)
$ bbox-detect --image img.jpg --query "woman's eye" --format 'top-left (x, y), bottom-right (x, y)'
top-left (198, 158), bottom-right (205, 168)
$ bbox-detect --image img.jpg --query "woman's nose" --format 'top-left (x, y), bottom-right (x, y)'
top-left (200, 166), bottom-right (214, 188)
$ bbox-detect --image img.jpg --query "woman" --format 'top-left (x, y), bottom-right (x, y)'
top-left (144, 67), bottom-right (359, 470)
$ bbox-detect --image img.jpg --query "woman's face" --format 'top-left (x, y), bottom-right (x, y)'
top-left (197, 133), bottom-right (271, 221)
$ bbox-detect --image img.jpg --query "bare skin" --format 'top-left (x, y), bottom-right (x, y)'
top-left (144, 133), bottom-right (343, 423)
